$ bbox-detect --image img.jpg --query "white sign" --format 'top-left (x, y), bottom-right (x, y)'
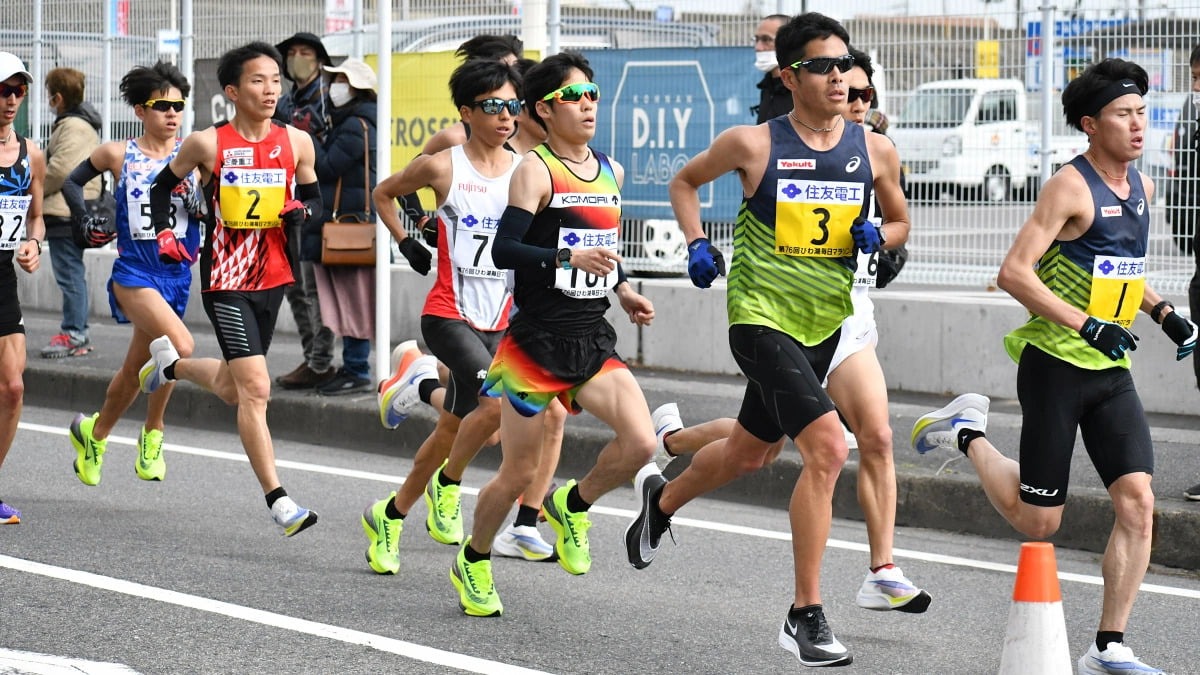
top-left (157, 29), bottom-right (180, 55)
top-left (325, 0), bottom-right (354, 34)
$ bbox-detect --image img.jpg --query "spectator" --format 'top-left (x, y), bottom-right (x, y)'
top-left (273, 31), bottom-right (336, 391)
top-left (751, 14), bottom-right (791, 124)
top-left (306, 58), bottom-right (378, 395)
top-left (41, 67), bottom-right (102, 358)
top-left (1167, 43), bottom-right (1200, 393)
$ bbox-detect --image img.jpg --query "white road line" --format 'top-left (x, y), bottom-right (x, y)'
top-left (0, 647), bottom-right (139, 674)
top-left (22, 422), bottom-right (1200, 601)
top-left (0, 555), bottom-right (550, 675)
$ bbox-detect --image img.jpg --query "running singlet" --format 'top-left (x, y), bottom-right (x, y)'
top-left (201, 121), bottom-right (295, 292)
top-left (0, 135), bottom-right (33, 258)
top-left (510, 144), bottom-right (621, 333)
top-left (728, 118), bottom-right (871, 345)
top-left (1004, 155), bottom-right (1149, 370)
top-left (423, 144), bottom-right (518, 331)
top-left (116, 138), bottom-right (200, 276)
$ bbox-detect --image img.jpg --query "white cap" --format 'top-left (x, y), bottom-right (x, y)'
top-left (322, 58), bottom-right (377, 93)
top-left (0, 52), bottom-right (32, 85)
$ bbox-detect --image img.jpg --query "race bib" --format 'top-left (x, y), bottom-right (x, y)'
top-left (126, 181), bottom-right (185, 240)
top-left (0, 195), bottom-right (32, 250)
top-left (218, 168), bottom-right (287, 229)
top-left (775, 179), bottom-right (866, 257)
top-left (1085, 255), bottom-right (1146, 328)
top-left (451, 213), bottom-right (505, 279)
top-left (553, 226), bottom-right (619, 299)
top-left (853, 217), bottom-right (881, 287)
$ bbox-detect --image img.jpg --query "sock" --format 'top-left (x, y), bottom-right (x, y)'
top-left (957, 429), bottom-right (985, 456)
top-left (384, 499), bottom-right (405, 521)
top-left (662, 430), bottom-right (678, 457)
top-left (1096, 631), bottom-right (1123, 652)
top-left (514, 504), bottom-right (539, 528)
top-left (870, 563), bottom-right (895, 574)
top-left (438, 468), bottom-right (460, 487)
top-left (565, 483), bottom-right (591, 513)
top-left (463, 542), bottom-right (490, 562)
top-left (265, 486), bottom-right (287, 509)
top-left (163, 362), bottom-right (178, 381)
top-left (418, 379), bottom-right (441, 406)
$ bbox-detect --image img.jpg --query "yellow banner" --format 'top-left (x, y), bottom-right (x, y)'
top-left (975, 40), bottom-right (1000, 79)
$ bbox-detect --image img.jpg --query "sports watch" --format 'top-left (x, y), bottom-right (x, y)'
top-left (556, 247), bottom-right (572, 270)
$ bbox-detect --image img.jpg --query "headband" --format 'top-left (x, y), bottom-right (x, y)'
top-left (1083, 79), bottom-right (1143, 118)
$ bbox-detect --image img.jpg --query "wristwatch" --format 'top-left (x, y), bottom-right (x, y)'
top-left (876, 224), bottom-right (888, 248)
top-left (556, 247), bottom-right (572, 270)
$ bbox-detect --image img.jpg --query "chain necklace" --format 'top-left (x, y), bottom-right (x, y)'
top-left (788, 111), bottom-right (842, 133)
top-left (549, 144), bottom-right (591, 164)
top-left (1086, 150), bottom-right (1127, 182)
top-left (0, 129), bottom-right (12, 144)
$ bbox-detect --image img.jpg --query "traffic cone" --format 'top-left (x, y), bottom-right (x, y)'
top-left (998, 542), bottom-right (1072, 674)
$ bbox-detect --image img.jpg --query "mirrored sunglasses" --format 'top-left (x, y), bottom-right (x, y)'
top-left (144, 98), bottom-right (185, 113)
top-left (847, 86), bottom-right (874, 104)
top-left (541, 82), bottom-right (599, 104)
top-left (789, 54), bottom-right (855, 75)
top-left (470, 97), bottom-right (523, 115)
top-left (0, 83), bottom-right (28, 99)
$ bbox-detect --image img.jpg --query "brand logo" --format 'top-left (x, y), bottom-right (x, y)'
top-left (1019, 483), bottom-right (1059, 497)
top-left (557, 193), bottom-right (618, 206)
top-left (222, 147), bottom-right (253, 167)
top-left (268, 145), bottom-right (282, 159)
top-left (1122, 82), bottom-right (1135, 88)
top-left (1100, 205), bottom-right (1122, 218)
top-left (845, 156), bottom-right (861, 172)
top-left (778, 158), bottom-right (815, 170)
top-left (1136, 199), bottom-right (1144, 215)
top-left (458, 182), bottom-right (487, 194)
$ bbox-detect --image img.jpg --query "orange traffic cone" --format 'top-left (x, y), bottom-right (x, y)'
top-left (998, 542), bottom-right (1072, 674)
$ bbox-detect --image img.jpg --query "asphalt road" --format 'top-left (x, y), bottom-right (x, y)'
top-left (2, 403), bottom-right (1199, 675)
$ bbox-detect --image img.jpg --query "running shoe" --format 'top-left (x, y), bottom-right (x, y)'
top-left (1077, 641), bottom-right (1163, 675)
top-left (138, 335), bottom-right (180, 394)
top-left (424, 461), bottom-right (463, 545)
top-left (270, 496), bottom-right (319, 537)
top-left (70, 412), bottom-right (106, 486)
top-left (625, 463), bottom-right (672, 569)
top-left (650, 402), bottom-right (683, 471)
top-left (0, 501), bottom-right (20, 524)
top-left (855, 565), bottom-right (932, 613)
top-left (1184, 482), bottom-right (1200, 501)
top-left (492, 524), bottom-right (554, 561)
top-left (542, 480), bottom-right (592, 575)
top-left (362, 492), bottom-right (403, 575)
top-left (41, 332), bottom-right (92, 358)
top-left (910, 393), bottom-right (989, 455)
top-left (135, 426), bottom-right (166, 481)
top-left (378, 341), bottom-right (438, 429)
top-left (450, 538), bottom-right (502, 617)
top-left (778, 605), bottom-right (852, 667)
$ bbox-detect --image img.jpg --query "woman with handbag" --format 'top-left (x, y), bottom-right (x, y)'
top-left (305, 58), bottom-right (380, 396)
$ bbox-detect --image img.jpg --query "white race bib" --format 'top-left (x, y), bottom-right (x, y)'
top-left (553, 225), bottom-right (619, 299)
top-left (0, 195), bottom-right (32, 250)
top-left (450, 213), bottom-right (505, 279)
top-left (126, 181), bottom-right (185, 240)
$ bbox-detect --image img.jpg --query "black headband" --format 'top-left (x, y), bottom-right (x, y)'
top-left (1083, 79), bottom-right (1142, 118)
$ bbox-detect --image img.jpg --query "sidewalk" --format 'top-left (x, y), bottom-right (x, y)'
top-left (18, 308), bottom-right (1200, 571)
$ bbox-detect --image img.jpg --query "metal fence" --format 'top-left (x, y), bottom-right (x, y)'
top-left (7, 1), bottom-right (1200, 295)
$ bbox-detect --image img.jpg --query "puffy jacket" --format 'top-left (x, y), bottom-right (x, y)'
top-left (302, 99), bottom-right (377, 262)
top-left (44, 103), bottom-right (102, 232)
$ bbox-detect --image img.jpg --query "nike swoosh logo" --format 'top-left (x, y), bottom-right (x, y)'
top-left (786, 616), bottom-right (798, 635)
top-left (1122, 82), bottom-right (1135, 87)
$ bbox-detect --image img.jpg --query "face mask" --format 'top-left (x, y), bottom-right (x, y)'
top-left (329, 82), bottom-right (353, 108)
top-left (287, 54), bottom-right (318, 83)
top-left (1192, 91), bottom-right (1200, 113)
top-left (754, 50), bottom-right (778, 73)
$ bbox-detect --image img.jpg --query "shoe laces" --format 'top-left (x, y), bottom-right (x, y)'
top-left (1098, 642), bottom-right (1139, 663)
top-left (435, 484), bottom-right (461, 521)
top-left (461, 557), bottom-right (495, 599)
top-left (380, 514), bottom-right (400, 555)
top-left (800, 608), bottom-right (833, 644)
top-left (140, 430), bottom-right (163, 461)
top-left (564, 510), bottom-right (592, 548)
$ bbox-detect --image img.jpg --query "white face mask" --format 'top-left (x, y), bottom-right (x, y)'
top-left (754, 50), bottom-right (778, 73)
top-left (329, 82), bottom-right (353, 108)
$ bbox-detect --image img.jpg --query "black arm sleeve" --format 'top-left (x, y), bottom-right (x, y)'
top-left (149, 164), bottom-right (186, 234)
top-left (295, 181), bottom-right (322, 220)
top-left (399, 192), bottom-right (427, 225)
top-left (491, 206), bottom-right (556, 270)
top-left (63, 158), bottom-right (103, 221)
top-left (616, 261), bottom-right (628, 286)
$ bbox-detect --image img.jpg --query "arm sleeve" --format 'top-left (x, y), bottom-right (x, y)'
top-left (399, 192), bottom-right (428, 225)
top-left (63, 158), bottom-right (103, 221)
top-left (491, 205), bottom-right (556, 270)
top-left (296, 180), bottom-right (322, 221)
top-left (149, 164), bottom-right (186, 234)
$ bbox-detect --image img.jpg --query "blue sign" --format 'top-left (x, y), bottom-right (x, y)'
top-left (583, 47), bottom-right (758, 222)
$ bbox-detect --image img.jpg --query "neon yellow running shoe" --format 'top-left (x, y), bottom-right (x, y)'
top-left (424, 461), bottom-right (463, 545)
top-left (450, 537), bottom-right (502, 617)
top-left (542, 479), bottom-right (592, 575)
top-left (135, 427), bottom-right (166, 481)
top-left (362, 491), bottom-right (403, 575)
top-left (70, 412), bottom-right (106, 486)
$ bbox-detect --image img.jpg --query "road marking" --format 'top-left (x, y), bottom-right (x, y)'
top-left (21, 422), bottom-right (1200, 601)
top-left (0, 555), bottom-right (550, 675)
top-left (0, 648), bottom-right (139, 674)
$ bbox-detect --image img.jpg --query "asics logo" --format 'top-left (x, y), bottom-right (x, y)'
top-left (845, 156), bottom-right (861, 172)
top-left (268, 145), bottom-right (282, 159)
top-left (1136, 199), bottom-right (1144, 215)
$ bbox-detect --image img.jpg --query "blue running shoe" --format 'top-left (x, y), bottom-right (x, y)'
top-left (1078, 642), bottom-right (1163, 675)
top-left (0, 500), bottom-right (20, 524)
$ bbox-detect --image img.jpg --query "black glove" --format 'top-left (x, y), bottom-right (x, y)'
top-left (80, 215), bottom-right (116, 247)
top-left (1079, 316), bottom-right (1138, 361)
top-left (875, 244), bottom-right (909, 289)
top-left (418, 216), bottom-right (438, 247)
top-left (279, 199), bottom-right (309, 228)
top-left (1161, 311), bottom-right (1199, 360)
top-left (397, 236), bottom-right (432, 276)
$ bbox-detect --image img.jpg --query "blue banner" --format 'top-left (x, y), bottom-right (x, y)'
top-left (582, 47), bottom-right (760, 222)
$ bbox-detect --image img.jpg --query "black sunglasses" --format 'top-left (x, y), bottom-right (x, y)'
top-left (0, 83), bottom-right (27, 99)
top-left (789, 54), bottom-right (855, 75)
top-left (847, 86), bottom-right (874, 104)
top-left (144, 98), bottom-right (186, 113)
top-left (470, 98), bottom-right (522, 115)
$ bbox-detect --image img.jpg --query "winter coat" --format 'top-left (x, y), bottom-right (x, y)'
top-left (753, 73), bottom-right (792, 125)
top-left (275, 77), bottom-right (330, 141)
top-left (302, 98), bottom-right (377, 262)
top-left (44, 103), bottom-right (101, 233)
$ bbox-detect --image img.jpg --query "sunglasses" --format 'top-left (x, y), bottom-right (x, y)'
top-left (847, 86), bottom-right (874, 104)
top-left (470, 97), bottom-right (522, 115)
top-left (0, 83), bottom-right (27, 99)
top-left (541, 82), bottom-right (599, 104)
top-left (789, 54), bottom-right (855, 75)
top-left (143, 98), bottom-right (185, 113)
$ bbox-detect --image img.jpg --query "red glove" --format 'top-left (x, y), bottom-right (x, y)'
top-left (280, 199), bottom-right (309, 228)
top-left (157, 229), bottom-right (193, 264)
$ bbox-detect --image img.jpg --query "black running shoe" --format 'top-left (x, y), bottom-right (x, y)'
top-left (778, 605), bottom-right (852, 667)
top-left (624, 463), bottom-right (672, 569)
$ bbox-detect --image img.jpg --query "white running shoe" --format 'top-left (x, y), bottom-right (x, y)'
top-left (1077, 641), bottom-right (1163, 675)
top-left (650, 402), bottom-right (683, 471)
top-left (910, 393), bottom-right (989, 455)
top-left (138, 335), bottom-right (180, 394)
top-left (855, 565), bottom-right (932, 613)
top-left (492, 524), bottom-right (554, 561)
top-left (377, 341), bottom-right (438, 429)
top-left (270, 496), bottom-right (319, 537)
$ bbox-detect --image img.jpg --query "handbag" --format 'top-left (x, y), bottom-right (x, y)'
top-left (321, 118), bottom-right (376, 266)
top-left (74, 173), bottom-right (117, 249)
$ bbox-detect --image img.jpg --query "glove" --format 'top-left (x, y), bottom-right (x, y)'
top-left (1161, 311), bottom-right (1199, 360)
top-left (850, 218), bottom-right (883, 254)
top-left (80, 215), bottom-right (116, 247)
top-left (1079, 316), bottom-right (1138, 361)
top-left (875, 244), bottom-right (908, 289)
top-left (686, 238), bottom-right (726, 289)
top-left (280, 199), bottom-right (309, 228)
top-left (172, 177), bottom-right (206, 218)
top-left (418, 216), bottom-right (438, 247)
top-left (397, 236), bottom-right (432, 276)
top-left (156, 228), bottom-right (193, 264)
